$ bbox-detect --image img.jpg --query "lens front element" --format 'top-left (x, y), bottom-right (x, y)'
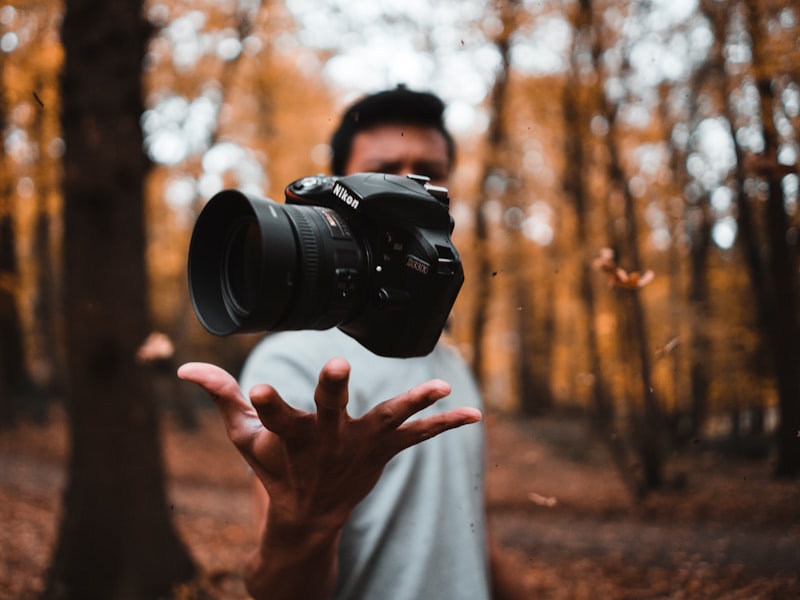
top-left (222, 218), bottom-right (261, 319)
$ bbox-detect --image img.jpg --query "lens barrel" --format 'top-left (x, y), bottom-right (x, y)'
top-left (188, 190), bottom-right (367, 336)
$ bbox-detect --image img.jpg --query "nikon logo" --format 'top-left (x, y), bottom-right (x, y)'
top-left (333, 183), bottom-right (360, 210)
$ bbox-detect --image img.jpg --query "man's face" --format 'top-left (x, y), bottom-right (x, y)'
top-left (343, 124), bottom-right (451, 187)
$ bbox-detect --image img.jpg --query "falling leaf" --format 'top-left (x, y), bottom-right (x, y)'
top-left (528, 492), bottom-right (558, 507)
top-left (655, 336), bottom-right (680, 359)
top-left (593, 247), bottom-right (654, 289)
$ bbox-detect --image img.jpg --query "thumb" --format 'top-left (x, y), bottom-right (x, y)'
top-left (177, 362), bottom-right (243, 402)
top-left (177, 362), bottom-right (261, 441)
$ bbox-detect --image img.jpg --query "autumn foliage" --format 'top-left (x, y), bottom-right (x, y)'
top-left (0, 0), bottom-right (799, 596)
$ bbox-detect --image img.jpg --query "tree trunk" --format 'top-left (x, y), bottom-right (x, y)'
top-left (470, 203), bottom-right (491, 386)
top-left (605, 140), bottom-right (664, 492)
top-left (0, 215), bottom-right (26, 428)
top-left (513, 239), bottom-right (555, 415)
top-left (31, 70), bottom-right (66, 400)
top-left (563, 0), bottom-right (651, 499)
top-left (470, 0), bottom-right (518, 386)
top-left (596, 4), bottom-right (663, 493)
top-left (0, 54), bottom-right (30, 427)
top-left (562, 11), bottom-right (611, 422)
top-left (34, 210), bottom-right (65, 397)
top-left (744, 1), bottom-right (800, 478)
top-left (45, 1), bottom-right (196, 598)
top-left (700, 0), bottom-right (773, 423)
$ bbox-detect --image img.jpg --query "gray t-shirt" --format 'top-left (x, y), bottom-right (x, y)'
top-left (239, 328), bottom-right (490, 600)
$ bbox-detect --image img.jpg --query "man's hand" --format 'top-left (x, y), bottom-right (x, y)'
top-left (177, 358), bottom-right (481, 600)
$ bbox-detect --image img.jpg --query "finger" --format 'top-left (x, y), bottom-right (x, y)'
top-left (371, 379), bottom-right (453, 430)
top-left (314, 358), bottom-right (351, 425)
top-left (177, 362), bottom-right (261, 444)
top-left (177, 362), bottom-right (248, 409)
top-left (249, 383), bottom-right (307, 439)
top-left (392, 407), bottom-right (482, 453)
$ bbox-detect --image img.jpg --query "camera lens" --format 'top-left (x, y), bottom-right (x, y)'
top-left (188, 190), bottom-right (368, 336)
top-left (221, 218), bottom-right (261, 319)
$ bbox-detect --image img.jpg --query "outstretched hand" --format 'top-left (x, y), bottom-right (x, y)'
top-left (177, 358), bottom-right (482, 532)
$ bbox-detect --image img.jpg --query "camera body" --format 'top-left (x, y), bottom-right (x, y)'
top-left (187, 172), bottom-right (464, 357)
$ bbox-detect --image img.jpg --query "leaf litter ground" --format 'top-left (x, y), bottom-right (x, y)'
top-left (1, 407), bottom-right (798, 599)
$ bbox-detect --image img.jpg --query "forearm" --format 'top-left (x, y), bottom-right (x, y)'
top-left (244, 519), bottom-right (342, 600)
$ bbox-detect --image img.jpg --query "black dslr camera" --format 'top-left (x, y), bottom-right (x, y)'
top-left (187, 172), bottom-right (464, 357)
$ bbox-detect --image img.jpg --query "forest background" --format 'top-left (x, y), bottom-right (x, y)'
top-left (0, 0), bottom-right (799, 598)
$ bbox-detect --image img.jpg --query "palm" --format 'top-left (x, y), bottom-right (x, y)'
top-left (177, 359), bottom-right (481, 529)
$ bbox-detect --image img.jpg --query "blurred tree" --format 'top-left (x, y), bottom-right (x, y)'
top-left (742, 0), bottom-right (800, 477)
top-left (562, 0), bottom-right (641, 496)
top-left (0, 202), bottom-right (27, 427)
top-left (44, 0), bottom-right (196, 597)
top-left (0, 2), bottom-right (66, 421)
top-left (29, 43), bottom-right (67, 401)
top-left (663, 76), bottom-right (712, 444)
top-left (505, 79), bottom-right (559, 415)
top-left (471, 0), bottom-right (520, 387)
top-left (603, 105), bottom-right (664, 492)
top-left (0, 55), bottom-right (30, 427)
top-left (484, 0), bottom-right (559, 413)
top-left (607, 4), bottom-right (666, 493)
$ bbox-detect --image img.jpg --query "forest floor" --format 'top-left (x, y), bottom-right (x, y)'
top-left (1, 405), bottom-right (799, 599)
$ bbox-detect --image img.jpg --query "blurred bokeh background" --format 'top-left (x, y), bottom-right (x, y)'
top-left (1, 0), bottom-right (799, 598)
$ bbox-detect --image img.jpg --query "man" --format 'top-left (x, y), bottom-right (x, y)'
top-left (178, 87), bottom-right (525, 599)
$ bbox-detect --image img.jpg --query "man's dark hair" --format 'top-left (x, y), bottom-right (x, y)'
top-left (329, 86), bottom-right (455, 176)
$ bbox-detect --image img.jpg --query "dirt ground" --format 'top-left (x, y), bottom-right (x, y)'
top-left (1, 406), bottom-right (799, 599)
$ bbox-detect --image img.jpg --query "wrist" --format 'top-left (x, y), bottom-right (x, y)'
top-left (265, 493), bottom-right (352, 540)
top-left (245, 514), bottom-right (343, 600)
top-left (262, 509), bottom-right (345, 554)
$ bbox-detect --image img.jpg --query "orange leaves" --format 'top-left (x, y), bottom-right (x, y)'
top-left (592, 247), bottom-right (654, 290)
